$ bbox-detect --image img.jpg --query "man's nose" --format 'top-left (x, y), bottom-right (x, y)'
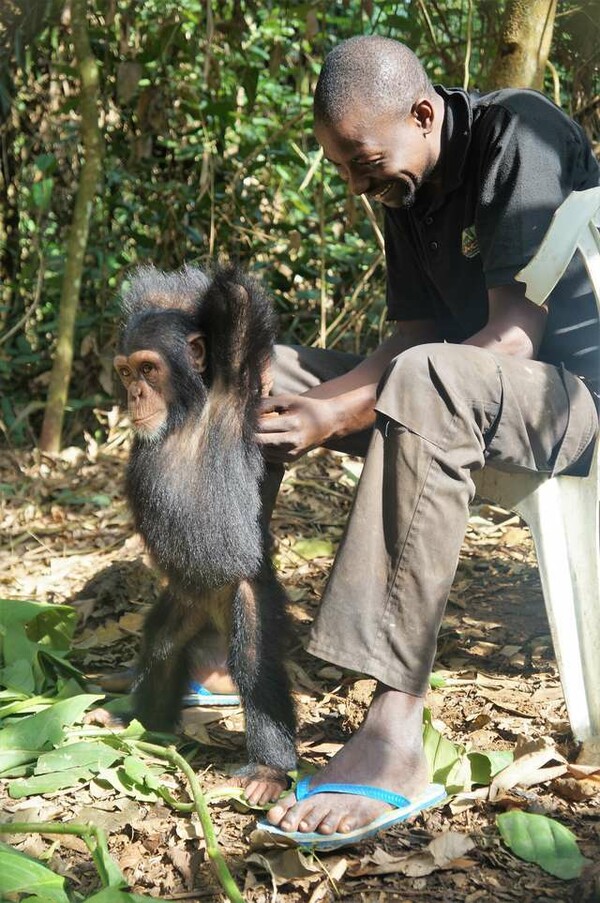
top-left (338, 164), bottom-right (368, 196)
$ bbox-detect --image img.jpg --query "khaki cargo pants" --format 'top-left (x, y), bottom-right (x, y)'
top-left (267, 342), bottom-right (598, 697)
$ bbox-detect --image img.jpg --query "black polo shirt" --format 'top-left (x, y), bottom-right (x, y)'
top-left (384, 86), bottom-right (599, 387)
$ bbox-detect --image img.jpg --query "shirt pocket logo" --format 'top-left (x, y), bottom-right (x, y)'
top-left (461, 225), bottom-right (479, 259)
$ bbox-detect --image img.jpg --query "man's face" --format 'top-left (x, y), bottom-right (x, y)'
top-left (315, 101), bottom-right (438, 209)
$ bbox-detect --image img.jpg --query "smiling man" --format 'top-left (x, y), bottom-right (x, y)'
top-left (254, 36), bottom-right (599, 848)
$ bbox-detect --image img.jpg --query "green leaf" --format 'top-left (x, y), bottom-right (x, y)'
top-left (89, 829), bottom-right (128, 889)
top-left (31, 177), bottom-right (54, 211)
top-left (36, 740), bottom-right (121, 775)
top-left (0, 842), bottom-right (70, 902)
top-left (0, 658), bottom-right (35, 694)
top-left (497, 810), bottom-right (587, 880)
top-left (468, 750), bottom-right (514, 785)
top-left (291, 538), bottom-right (334, 560)
top-left (0, 694), bottom-right (101, 757)
top-left (422, 709), bottom-right (464, 787)
top-left (9, 766), bottom-right (96, 798)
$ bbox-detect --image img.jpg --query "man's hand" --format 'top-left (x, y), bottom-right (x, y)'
top-left (256, 394), bottom-right (336, 462)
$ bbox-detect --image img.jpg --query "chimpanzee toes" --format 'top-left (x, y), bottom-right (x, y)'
top-left (234, 764), bottom-right (291, 806)
top-left (83, 706), bottom-right (128, 729)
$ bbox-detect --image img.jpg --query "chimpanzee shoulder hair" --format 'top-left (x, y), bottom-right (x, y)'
top-left (119, 261), bottom-right (277, 591)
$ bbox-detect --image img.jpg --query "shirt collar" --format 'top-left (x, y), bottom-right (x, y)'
top-left (417, 85), bottom-right (473, 209)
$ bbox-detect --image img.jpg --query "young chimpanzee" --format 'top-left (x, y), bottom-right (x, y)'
top-left (114, 263), bottom-right (296, 802)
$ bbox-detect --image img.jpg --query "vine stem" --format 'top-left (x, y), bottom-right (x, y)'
top-left (131, 740), bottom-right (244, 903)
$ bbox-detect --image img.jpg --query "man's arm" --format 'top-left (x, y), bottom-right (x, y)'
top-left (257, 284), bottom-right (547, 463)
top-left (465, 283), bottom-right (547, 358)
top-left (256, 318), bottom-right (439, 461)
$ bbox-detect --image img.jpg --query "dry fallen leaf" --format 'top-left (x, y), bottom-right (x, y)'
top-left (350, 832), bottom-right (475, 878)
top-left (489, 736), bottom-right (567, 801)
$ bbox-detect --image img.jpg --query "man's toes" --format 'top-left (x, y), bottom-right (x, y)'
top-left (336, 813), bottom-right (358, 834)
top-left (266, 793), bottom-right (297, 825)
top-left (297, 805), bottom-right (331, 833)
top-left (279, 803), bottom-right (316, 832)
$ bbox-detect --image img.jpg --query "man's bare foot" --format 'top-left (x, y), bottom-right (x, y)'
top-left (266, 686), bottom-right (428, 836)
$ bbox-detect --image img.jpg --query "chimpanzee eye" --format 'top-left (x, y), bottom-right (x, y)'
top-left (119, 367), bottom-right (131, 381)
top-left (140, 362), bottom-right (155, 377)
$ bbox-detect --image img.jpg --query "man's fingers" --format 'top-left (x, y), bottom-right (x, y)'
top-left (258, 395), bottom-right (294, 415)
top-left (256, 414), bottom-right (297, 434)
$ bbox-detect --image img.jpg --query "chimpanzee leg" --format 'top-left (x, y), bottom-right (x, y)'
top-left (228, 565), bottom-right (296, 780)
top-left (133, 585), bottom-right (211, 731)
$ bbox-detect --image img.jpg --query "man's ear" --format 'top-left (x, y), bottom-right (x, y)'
top-left (188, 332), bottom-right (207, 372)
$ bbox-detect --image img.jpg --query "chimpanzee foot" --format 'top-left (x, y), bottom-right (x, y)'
top-left (234, 764), bottom-right (292, 806)
top-left (83, 706), bottom-right (129, 729)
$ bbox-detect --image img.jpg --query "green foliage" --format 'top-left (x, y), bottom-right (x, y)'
top-left (497, 810), bottom-right (588, 880)
top-left (0, 842), bottom-right (71, 903)
top-left (0, 1), bottom-right (597, 444)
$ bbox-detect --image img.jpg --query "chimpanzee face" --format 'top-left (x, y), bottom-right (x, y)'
top-left (114, 349), bottom-right (174, 437)
top-left (114, 332), bottom-right (207, 440)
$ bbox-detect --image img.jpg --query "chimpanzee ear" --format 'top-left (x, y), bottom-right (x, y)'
top-left (188, 332), bottom-right (207, 373)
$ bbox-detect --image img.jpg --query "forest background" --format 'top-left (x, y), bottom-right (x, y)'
top-left (0, 0), bottom-right (598, 452)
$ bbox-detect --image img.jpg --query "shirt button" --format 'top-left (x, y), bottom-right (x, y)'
top-left (425, 216), bottom-right (433, 225)
top-left (430, 240), bottom-right (439, 251)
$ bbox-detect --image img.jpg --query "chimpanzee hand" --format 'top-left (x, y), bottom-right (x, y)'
top-left (256, 394), bottom-right (336, 462)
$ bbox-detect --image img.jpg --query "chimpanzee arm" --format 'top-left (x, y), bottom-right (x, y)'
top-left (200, 267), bottom-right (277, 409)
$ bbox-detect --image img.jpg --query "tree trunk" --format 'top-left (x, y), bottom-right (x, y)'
top-left (487, 0), bottom-right (557, 91)
top-left (39, 0), bottom-right (103, 452)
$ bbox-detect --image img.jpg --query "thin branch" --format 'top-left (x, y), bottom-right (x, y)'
top-left (0, 252), bottom-right (44, 347)
top-left (463, 0), bottom-right (473, 91)
top-left (359, 195), bottom-right (385, 254)
top-left (546, 59), bottom-right (561, 107)
top-left (131, 740), bottom-right (244, 903)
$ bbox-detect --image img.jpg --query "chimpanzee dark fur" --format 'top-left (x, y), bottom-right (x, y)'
top-left (118, 263), bottom-right (296, 780)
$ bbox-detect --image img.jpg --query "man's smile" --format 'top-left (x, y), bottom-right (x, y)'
top-left (368, 182), bottom-right (394, 201)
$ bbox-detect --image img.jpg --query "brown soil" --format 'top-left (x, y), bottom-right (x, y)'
top-left (1, 440), bottom-right (598, 902)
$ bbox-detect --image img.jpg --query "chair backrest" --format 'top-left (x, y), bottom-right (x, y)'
top-left (516, 188), bottom-right (600, 323)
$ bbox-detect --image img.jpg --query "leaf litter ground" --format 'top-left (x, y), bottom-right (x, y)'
top-left (1, 438), bottom-right (599, 902)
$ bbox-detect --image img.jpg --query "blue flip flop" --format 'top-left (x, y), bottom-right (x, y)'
top-left (182, 682), bottom-right (241, 707)
top-left (257, 777), bottom-right (446, 851)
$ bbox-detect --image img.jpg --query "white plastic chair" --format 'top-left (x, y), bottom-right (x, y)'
top-left (473, 188), bottom-right (600, 741)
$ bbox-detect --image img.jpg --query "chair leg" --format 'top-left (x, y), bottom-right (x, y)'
top-left (516, 470), bottom-right (600, 740)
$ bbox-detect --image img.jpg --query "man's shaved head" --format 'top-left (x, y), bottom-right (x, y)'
top-left (314, 36), bottom-right (433, 126)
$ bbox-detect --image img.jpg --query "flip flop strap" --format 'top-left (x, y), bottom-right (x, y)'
top-left (295, 777), bottom-right (409, 809)
top-left (187, 682), bottom-right (211, 696)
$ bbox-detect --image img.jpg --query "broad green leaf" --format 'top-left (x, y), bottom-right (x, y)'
top-left (9, 766), bottom-right (95, 798)
top-left (468, 750), bottom-right (514, 786)
top-left (0, 658), bottom-right (35, 694)
top-left (0, 748), bottom-right (52, 774)
top-left (0, 694), bottom-right (101, 755)
top-left (497, 810), bottom-right (587, 880)
top-left (444, 753), bottom-right (472, 794)
top-left (35, 740), bottom-right (121, 775)
top-left (96, 766), bottom-right (161, 803)
top-left (89, 829), bottom-right (128, 889)
top-left (291, 538), bottom-right (334, 560)
top-left (121, 755), bottom-right (164, 791)
top-left (0, 842), bottom-right (70, 902)
top-left (422, 709), bottom-right (464, 786)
